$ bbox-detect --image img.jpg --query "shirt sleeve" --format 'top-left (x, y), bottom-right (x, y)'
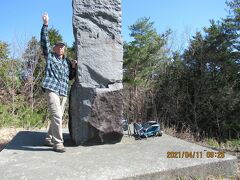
top-left (40, 24), bottom-right (50, 60)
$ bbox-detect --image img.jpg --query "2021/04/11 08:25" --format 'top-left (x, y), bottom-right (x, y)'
top-left (166, 151), bottom-right (225, 158)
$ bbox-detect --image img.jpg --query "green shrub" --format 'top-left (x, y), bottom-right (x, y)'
top-left (0, 97), bottom-right (48, 128)
top-left (207, 138), bottom-right (220, 148)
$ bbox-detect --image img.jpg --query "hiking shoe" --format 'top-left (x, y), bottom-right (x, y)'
top-left (44, 139), bottom-right (53, 147)
top-left (53, 143), bottom-right (66, 153)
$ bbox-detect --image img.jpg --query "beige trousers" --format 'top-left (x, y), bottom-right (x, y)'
top-left (45, 89), bottom-right (67, 145)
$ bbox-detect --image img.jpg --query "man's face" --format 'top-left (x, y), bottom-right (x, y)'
top-left (53, 45), bottom-right (65, 56)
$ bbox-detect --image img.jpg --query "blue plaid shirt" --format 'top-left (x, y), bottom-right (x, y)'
top-left (41, 25), bottom-right (74, 96)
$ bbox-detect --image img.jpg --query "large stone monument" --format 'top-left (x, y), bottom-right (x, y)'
top-left (69, 0), bottom-right (123, 145)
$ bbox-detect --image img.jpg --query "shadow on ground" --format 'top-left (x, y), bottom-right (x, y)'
top-left (5, 131), bottom-right (76, 151)
top-left (4, 130), bottom-right (124, 152)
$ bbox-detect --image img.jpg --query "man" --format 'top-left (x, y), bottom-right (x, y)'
top-left (41, 13), bottom-right (76, 153)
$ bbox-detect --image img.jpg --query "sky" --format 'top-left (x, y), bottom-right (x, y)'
top-left (0, 0), bottom-right (229, 56)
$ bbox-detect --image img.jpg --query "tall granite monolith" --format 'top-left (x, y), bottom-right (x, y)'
top-left (69, 0), bottom-right (123, 145)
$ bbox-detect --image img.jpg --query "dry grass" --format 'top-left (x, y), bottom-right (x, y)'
top-left (0, 128), bottom-right (23, 151)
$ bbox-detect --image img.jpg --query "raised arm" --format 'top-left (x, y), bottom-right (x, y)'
top-left (41, 13), bottom-right (50, 59)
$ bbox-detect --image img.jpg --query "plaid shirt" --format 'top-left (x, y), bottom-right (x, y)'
top-left (41, 25), bottom-right (74, 96)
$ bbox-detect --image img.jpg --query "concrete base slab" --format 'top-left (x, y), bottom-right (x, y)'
top-left (0, 130), bottom-right (237, 180)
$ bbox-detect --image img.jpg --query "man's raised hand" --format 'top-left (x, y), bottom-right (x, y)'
top-left (42, 12), bottom-right (49, 25)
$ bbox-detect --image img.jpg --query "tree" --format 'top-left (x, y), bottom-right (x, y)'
top-left (123, 17), bottom-right (170, 122)
top-left (22, 37), bottom-right (44, 111)
top-left (160, 1), bottom-right (240, 139)
top-left (66, 42), bottom-right (77, 60)
top-left (0, 49), bottom-right (21, 115)
top-left (124, 17), bottom-right (169, 87)
top-left (0, 41), bottom-right (9, 60)
top-left (0, 41), bottom-right (10, 88)
top-left (48, 27), bottom-right (63, 47)
top-left (151, 0), bottom-right (240, 140)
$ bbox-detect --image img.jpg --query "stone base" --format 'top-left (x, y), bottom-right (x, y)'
top-left (0, 130), bottom-right (237, 179)
top-left (69, 82), bottom-right (123, 145)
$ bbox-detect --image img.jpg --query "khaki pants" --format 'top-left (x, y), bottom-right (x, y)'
top-left (45, 89), bottom-right (67, 145)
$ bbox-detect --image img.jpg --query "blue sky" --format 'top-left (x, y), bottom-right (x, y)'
top-left (0, 0), bottom-right (229, 54)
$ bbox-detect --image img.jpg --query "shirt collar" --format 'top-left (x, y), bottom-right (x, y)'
top-left (54, 53), bottom-right (65, 60)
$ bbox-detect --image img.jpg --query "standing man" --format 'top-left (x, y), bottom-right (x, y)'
top-left (41, 13), bottom-right (76, 153)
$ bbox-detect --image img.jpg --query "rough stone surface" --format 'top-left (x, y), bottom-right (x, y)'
top-left (70, 0), bottom-right (123, 145)
top-left (0, 130), bottom-right (238, 180)
top-left (90, 90), bottom-right (123, 142)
